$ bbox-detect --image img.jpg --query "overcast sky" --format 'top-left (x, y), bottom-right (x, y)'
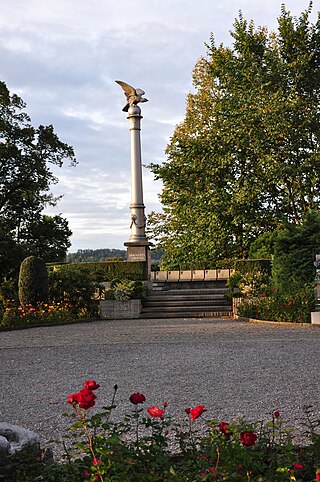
top-left (0, 0), bottom-right (318, 251)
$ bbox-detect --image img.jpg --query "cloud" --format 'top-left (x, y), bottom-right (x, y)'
top-left (0, 0), bottom-right (316, 251)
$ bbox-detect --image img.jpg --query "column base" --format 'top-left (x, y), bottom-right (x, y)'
top-left (124, 243), bottom-right (151, 279)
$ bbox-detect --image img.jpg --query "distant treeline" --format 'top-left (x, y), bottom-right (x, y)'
top-left (66, 249), bottom-right (126, 263)
top-left (66, 248), bottom-right (163, 264)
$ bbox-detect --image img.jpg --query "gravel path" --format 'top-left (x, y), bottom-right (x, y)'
top-left (0, 317), bottom-right (319, 457)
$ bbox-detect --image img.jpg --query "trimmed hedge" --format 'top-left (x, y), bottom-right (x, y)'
top-left (177, 259), bottom-right (271, 272)
top-left (233, 259), bottom-right (272, 276)
top-left (19, 256), bottom-right (49, 308)
top-left (48, 260), bottom-right (147, 281)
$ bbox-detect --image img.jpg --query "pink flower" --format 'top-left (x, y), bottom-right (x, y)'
top-left (129, 392), bottom-right (146, 405)
top-left (240, 431), bottom-right (257, 447)
top-left (147, 406), bottom-right (164, 418)
top-left (190, 405), bottom-right (206, 421)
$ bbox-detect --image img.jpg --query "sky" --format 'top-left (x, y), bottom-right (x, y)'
top-left (0, 0), bottom-right (318, 252)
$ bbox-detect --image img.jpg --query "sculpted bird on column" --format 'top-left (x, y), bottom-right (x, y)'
top-left (115, 80), bottom-right (148, 112)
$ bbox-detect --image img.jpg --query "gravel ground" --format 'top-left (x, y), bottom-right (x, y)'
top-left (0, 317), bottom-right (319, 459)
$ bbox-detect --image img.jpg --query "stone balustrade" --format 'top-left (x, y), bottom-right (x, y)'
top-left (151, 269), bottom-right (234, 282)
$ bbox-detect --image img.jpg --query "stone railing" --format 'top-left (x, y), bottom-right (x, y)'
top-left (151, 269), bottom-right (234, 282)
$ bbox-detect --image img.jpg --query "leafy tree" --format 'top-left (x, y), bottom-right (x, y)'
top-left (148, 4), bottom-right (320, 268)
top-left (20, 214), bottom-right (72, 263)
top-left (0, 81), bottom-right (76, 279)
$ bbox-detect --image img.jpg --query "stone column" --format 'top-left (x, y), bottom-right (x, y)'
top-left (124, 105), bottom-right (150, 275)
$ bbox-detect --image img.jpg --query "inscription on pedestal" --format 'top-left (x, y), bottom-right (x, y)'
top-left (127, 246), bottom-right (146, 261)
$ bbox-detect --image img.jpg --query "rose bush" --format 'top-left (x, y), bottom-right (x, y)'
top-left (237, 284), bottom-right (315, 323)
top-left (1, 302), bottom-right (76, 328)
top-left (3, 381), bottom-right (320, 481)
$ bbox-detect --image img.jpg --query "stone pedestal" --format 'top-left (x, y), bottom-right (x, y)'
top-left (125, 244), bottom-right (151, 278)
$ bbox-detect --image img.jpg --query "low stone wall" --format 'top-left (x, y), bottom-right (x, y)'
top-left (100, 300), bottom-right (142, 320)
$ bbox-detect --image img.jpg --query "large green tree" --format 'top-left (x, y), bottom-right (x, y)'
top-left (0, 81), bottom-right (77, 279)
top-left (148, 4), bottom-right (320, 268)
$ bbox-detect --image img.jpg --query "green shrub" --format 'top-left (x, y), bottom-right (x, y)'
top-left (107, 280), bottom-right (147, 301)
top-left (233, 259), bottom-right (272, 277)
top-left (272, 211), bottom-right (320, 294)
top-left (0, 278), bottom-right (18, 308)
top-left (228, 259), bottom-right (272, 298)
top-left (18, 256), bottom-right (49, 309)
top-left (48, 267), bottom-right (101, 317)
top-left (237, 284), bottom-right (314, 323)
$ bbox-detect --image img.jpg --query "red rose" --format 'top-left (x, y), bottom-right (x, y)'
top-left (316, 470), bottom-right (320, 481)
top-left (67, 392), bottom-right (82, 405)
top-left (68, 389), bottom-right (96, 410)
top-left (219, 421), bottom-right (230, 435)
top-left (273, 410), bottom-right (280, 418)
top-left (129, 392), bottom-right (146, 405)
top-left (240, 431), bottom-right (257, 447)
top-left (147, 406), bottom-right (164, 418)
top-left (293, 463), bottom-right (304, 469)
top-left (83, 380), bottom-right (100, 390)
top-left (185, 407), bottom-right (191, 414)
top-left (190, 405), bottom-right (206, 421)
top-left (163, 401), bottom-right (168, 407)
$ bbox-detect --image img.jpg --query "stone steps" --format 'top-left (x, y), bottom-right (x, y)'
top-left (141, 281), bottom-right (232, 319)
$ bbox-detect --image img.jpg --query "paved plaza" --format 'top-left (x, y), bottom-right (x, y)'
top-left (0, 317), bottom-right (319, 455)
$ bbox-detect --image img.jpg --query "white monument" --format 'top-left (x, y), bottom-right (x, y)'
top-left (116, 81), bottom-right (150, 273)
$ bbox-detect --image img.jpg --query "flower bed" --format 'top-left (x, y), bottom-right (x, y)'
top-left (2, 381), bottom-right (320, 481)
top-left (0, 302), bottom-right (82, 329)
top-left (237, 286), bottom-right (315, 323)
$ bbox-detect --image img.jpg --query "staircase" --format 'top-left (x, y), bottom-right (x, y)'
top-left (141, 280), bottom-right (232, 319)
